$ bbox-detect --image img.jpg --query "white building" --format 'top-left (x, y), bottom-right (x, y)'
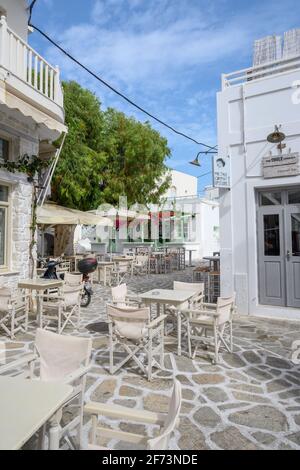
top-left (0, 0), bottom-right (66, 285)
top-left (153, 170), bottom-right (220, 260)
top-left (217, 33), bottom-right (300, 319)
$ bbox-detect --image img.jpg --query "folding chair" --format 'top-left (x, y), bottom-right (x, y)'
top-left (133, 255), bottom-right (149, 275)
top-left (111, 284), bottom-right (141, 308)
top-left (42, 284), bottom-right (82, 334)
top-left (0, 286), bottom-right (29, 339)
top-left (165, 282), bottom-right (204, 356)
top-left (111, 261), bottom-right (131, 286)
top-left (182, 295), bottom-right (235, 364)
top-left (84, 379), bottom-right (182, 450)
top-left (107, 304), bottom-right (166, 381)
top-left (0, 328), bottom-right (92, 449)
top-left (64, 272), bottom-right (83, 286)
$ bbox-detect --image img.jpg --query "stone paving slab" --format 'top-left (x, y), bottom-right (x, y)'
top-left (0, 268), bottom-right (300, 450)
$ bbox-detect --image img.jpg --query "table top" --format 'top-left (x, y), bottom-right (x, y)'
top-left (0, 377), bottom-right (72, 450)
top-left (18, 278), bottom-right (64, 290)
top-left (203, 256), bottom-right (220, 261)
top-left (140, 288), bottom-right (196, 304)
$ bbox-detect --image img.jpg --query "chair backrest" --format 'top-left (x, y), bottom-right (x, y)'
top-left (62, 284), bottom-right (82, 307)
top-left (216, 296), bottom-right (235, 325)
top-left (116, 261), bottom-right (130, 273)
top-left (173, 281), bottom-right (204, 307)
top-left (147, 379), bottom-right (182, 450)
top-left (107, 304), bottom-right (150, 341)
top-left (64, 272), bottom-right (83, 286)
top-left (35, 328), bottom-right (92, 381)
top-left (136, 255), bottom-right (148, 265)
top-left (111, 283), bottom-right (127, 305)
top-left (0, 287), bottom-right (12, 311)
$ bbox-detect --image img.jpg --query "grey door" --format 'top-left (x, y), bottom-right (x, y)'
top-left (285, 206), bottom-right (300, 307)
top-left (258, 206), bottom-right (286, 306)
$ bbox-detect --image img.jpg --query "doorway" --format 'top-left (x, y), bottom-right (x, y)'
top-left (257, 187), bottom-right (300, 308)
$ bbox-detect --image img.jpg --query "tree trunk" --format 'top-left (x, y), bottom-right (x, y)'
top-left (54, 225), bottom-right (76, 257)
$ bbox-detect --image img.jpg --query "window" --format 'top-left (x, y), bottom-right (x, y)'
top-left (260, 191), bottom-right (282, 206)
top-left (263, 214), bottom-right (280, 256)
top-left (0, 184), bottom-right (9, 269)
top-left (288, 189), bottom-right (300, 205)
top-left (0, 138), bottom-right (9, 162)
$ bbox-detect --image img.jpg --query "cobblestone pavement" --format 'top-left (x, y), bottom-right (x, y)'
top-left (1, 268), bottom-right (300, 450)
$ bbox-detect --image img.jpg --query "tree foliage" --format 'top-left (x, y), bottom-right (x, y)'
top-left (51, 81), bottom-right (171, 210)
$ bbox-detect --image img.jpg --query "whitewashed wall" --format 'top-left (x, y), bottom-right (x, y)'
top-left (218, 66), bottom-right (300, 318)
top-left (0, 0), bottom-right (28, 41)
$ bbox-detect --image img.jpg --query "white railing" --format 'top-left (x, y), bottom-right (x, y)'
top-left (0, 15), bottom-right (63, 107)
top-left (222, 54), bottom-right (300, 89)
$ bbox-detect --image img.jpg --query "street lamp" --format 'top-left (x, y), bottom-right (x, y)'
top-left (189, 148), bottom-right (218, 168)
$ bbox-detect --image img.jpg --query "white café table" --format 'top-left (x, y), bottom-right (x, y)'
top-left (139, 288), bottom-right (198, 355)
top-left (0, 376), bottom-right (72, 450)
top-left (18, 278), bottom-right (64, 328)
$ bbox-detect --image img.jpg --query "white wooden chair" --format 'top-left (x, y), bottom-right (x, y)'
top-left (181, 295), bottom-right (235, 364)
top-left (42, 284), bottom-right (82, 334)
top-left (0, 328), bottom-right (92, 449)
top-left (0, 286), bottom-right (29, 339)
top-left (169, 282), bottom-right (204, 356)
top-left (64, 272), bottom-right (83, 286)
top-left (110, 260), bottom-right (131, 286)
top-left (107, 304), bottom-right (166, 381)
top-left (85, 379), bottom-right (181, 450)
top-left (111, 284), bottom-right (141, 308)
top-left (133, 255), bottom-right (149, 275)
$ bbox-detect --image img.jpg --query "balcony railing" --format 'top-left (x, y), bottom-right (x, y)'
top-left (222, 54), bottom-right (300, 89)
top-left (0, 15), bottom-right (63, 107)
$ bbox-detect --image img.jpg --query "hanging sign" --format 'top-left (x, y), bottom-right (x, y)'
top-left (213, 154), bottom-right (231, 188)
top-left (262, 152), bottom-right (300, 178)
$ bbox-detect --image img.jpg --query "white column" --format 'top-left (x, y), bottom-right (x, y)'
top-left (0, 16), bottom-right (8, 69)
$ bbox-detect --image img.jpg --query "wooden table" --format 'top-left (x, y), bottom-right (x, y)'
top-left (18, 279), bottom-right (64, 328)
top-left (0, 377), bottom-right (72, 450)
top-left (140, 288), bottom-right (198, 354)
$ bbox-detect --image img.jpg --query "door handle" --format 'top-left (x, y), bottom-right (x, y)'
top-left (286, 250), bottom-right (291, 260)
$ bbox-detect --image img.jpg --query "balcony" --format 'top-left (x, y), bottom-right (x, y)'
top-left (0, 16), bottom-right (65, 136)
top-left (222, 54), bottom-right (300, 89)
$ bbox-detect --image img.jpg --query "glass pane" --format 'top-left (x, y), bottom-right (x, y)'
top-left (0, 208), bottom-right (6, 265)
top-left (288, 189), bottom-right (300, 205)
top-left (0, 186), bottom-right (8, 202)
top-left (291, 214), bottom-right (300, 257)
top-left (0, 138), bottom-right (9, 161)
top-left (264, 214), bottom-right (280, 256)
top-left (260, 192), bottom-right (282, 206)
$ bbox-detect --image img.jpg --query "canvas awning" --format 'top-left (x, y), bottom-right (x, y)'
top-left (37, 203), bottom-right (113, 227)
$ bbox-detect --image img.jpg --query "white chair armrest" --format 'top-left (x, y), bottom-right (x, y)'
top-left (84, 401), bottom-right (166, 426)
top-left (0, 353), bottom-right (38, 375)
top-left (63, 365), bottom-right (92, 385)
top-left (147, 314), bottom-right (167, 330)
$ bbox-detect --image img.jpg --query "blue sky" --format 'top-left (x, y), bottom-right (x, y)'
top-left (29, 0), bottom-right (300, 193)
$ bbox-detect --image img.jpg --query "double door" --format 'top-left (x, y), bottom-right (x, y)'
top-left (257, 188), bottom-right (300, 308)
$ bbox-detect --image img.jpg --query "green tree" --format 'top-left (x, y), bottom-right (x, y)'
top-left (51, 81), bottom-right (171, 210)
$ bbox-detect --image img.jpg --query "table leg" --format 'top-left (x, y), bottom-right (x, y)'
top-left (49, 412), bottom-right (61, 450)
top-left (177, 312), bottom-right (182, 356)
top-left (36, 291), bottom-right (43, 328)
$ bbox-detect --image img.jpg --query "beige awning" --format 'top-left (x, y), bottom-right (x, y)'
top-left (90, 208), bottom-right (149, 220)
top-left (37, 203), bottom-right (113, 227)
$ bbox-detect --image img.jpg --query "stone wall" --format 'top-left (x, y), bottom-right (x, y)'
top-left (0, 107), bottom-right (39, 288)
